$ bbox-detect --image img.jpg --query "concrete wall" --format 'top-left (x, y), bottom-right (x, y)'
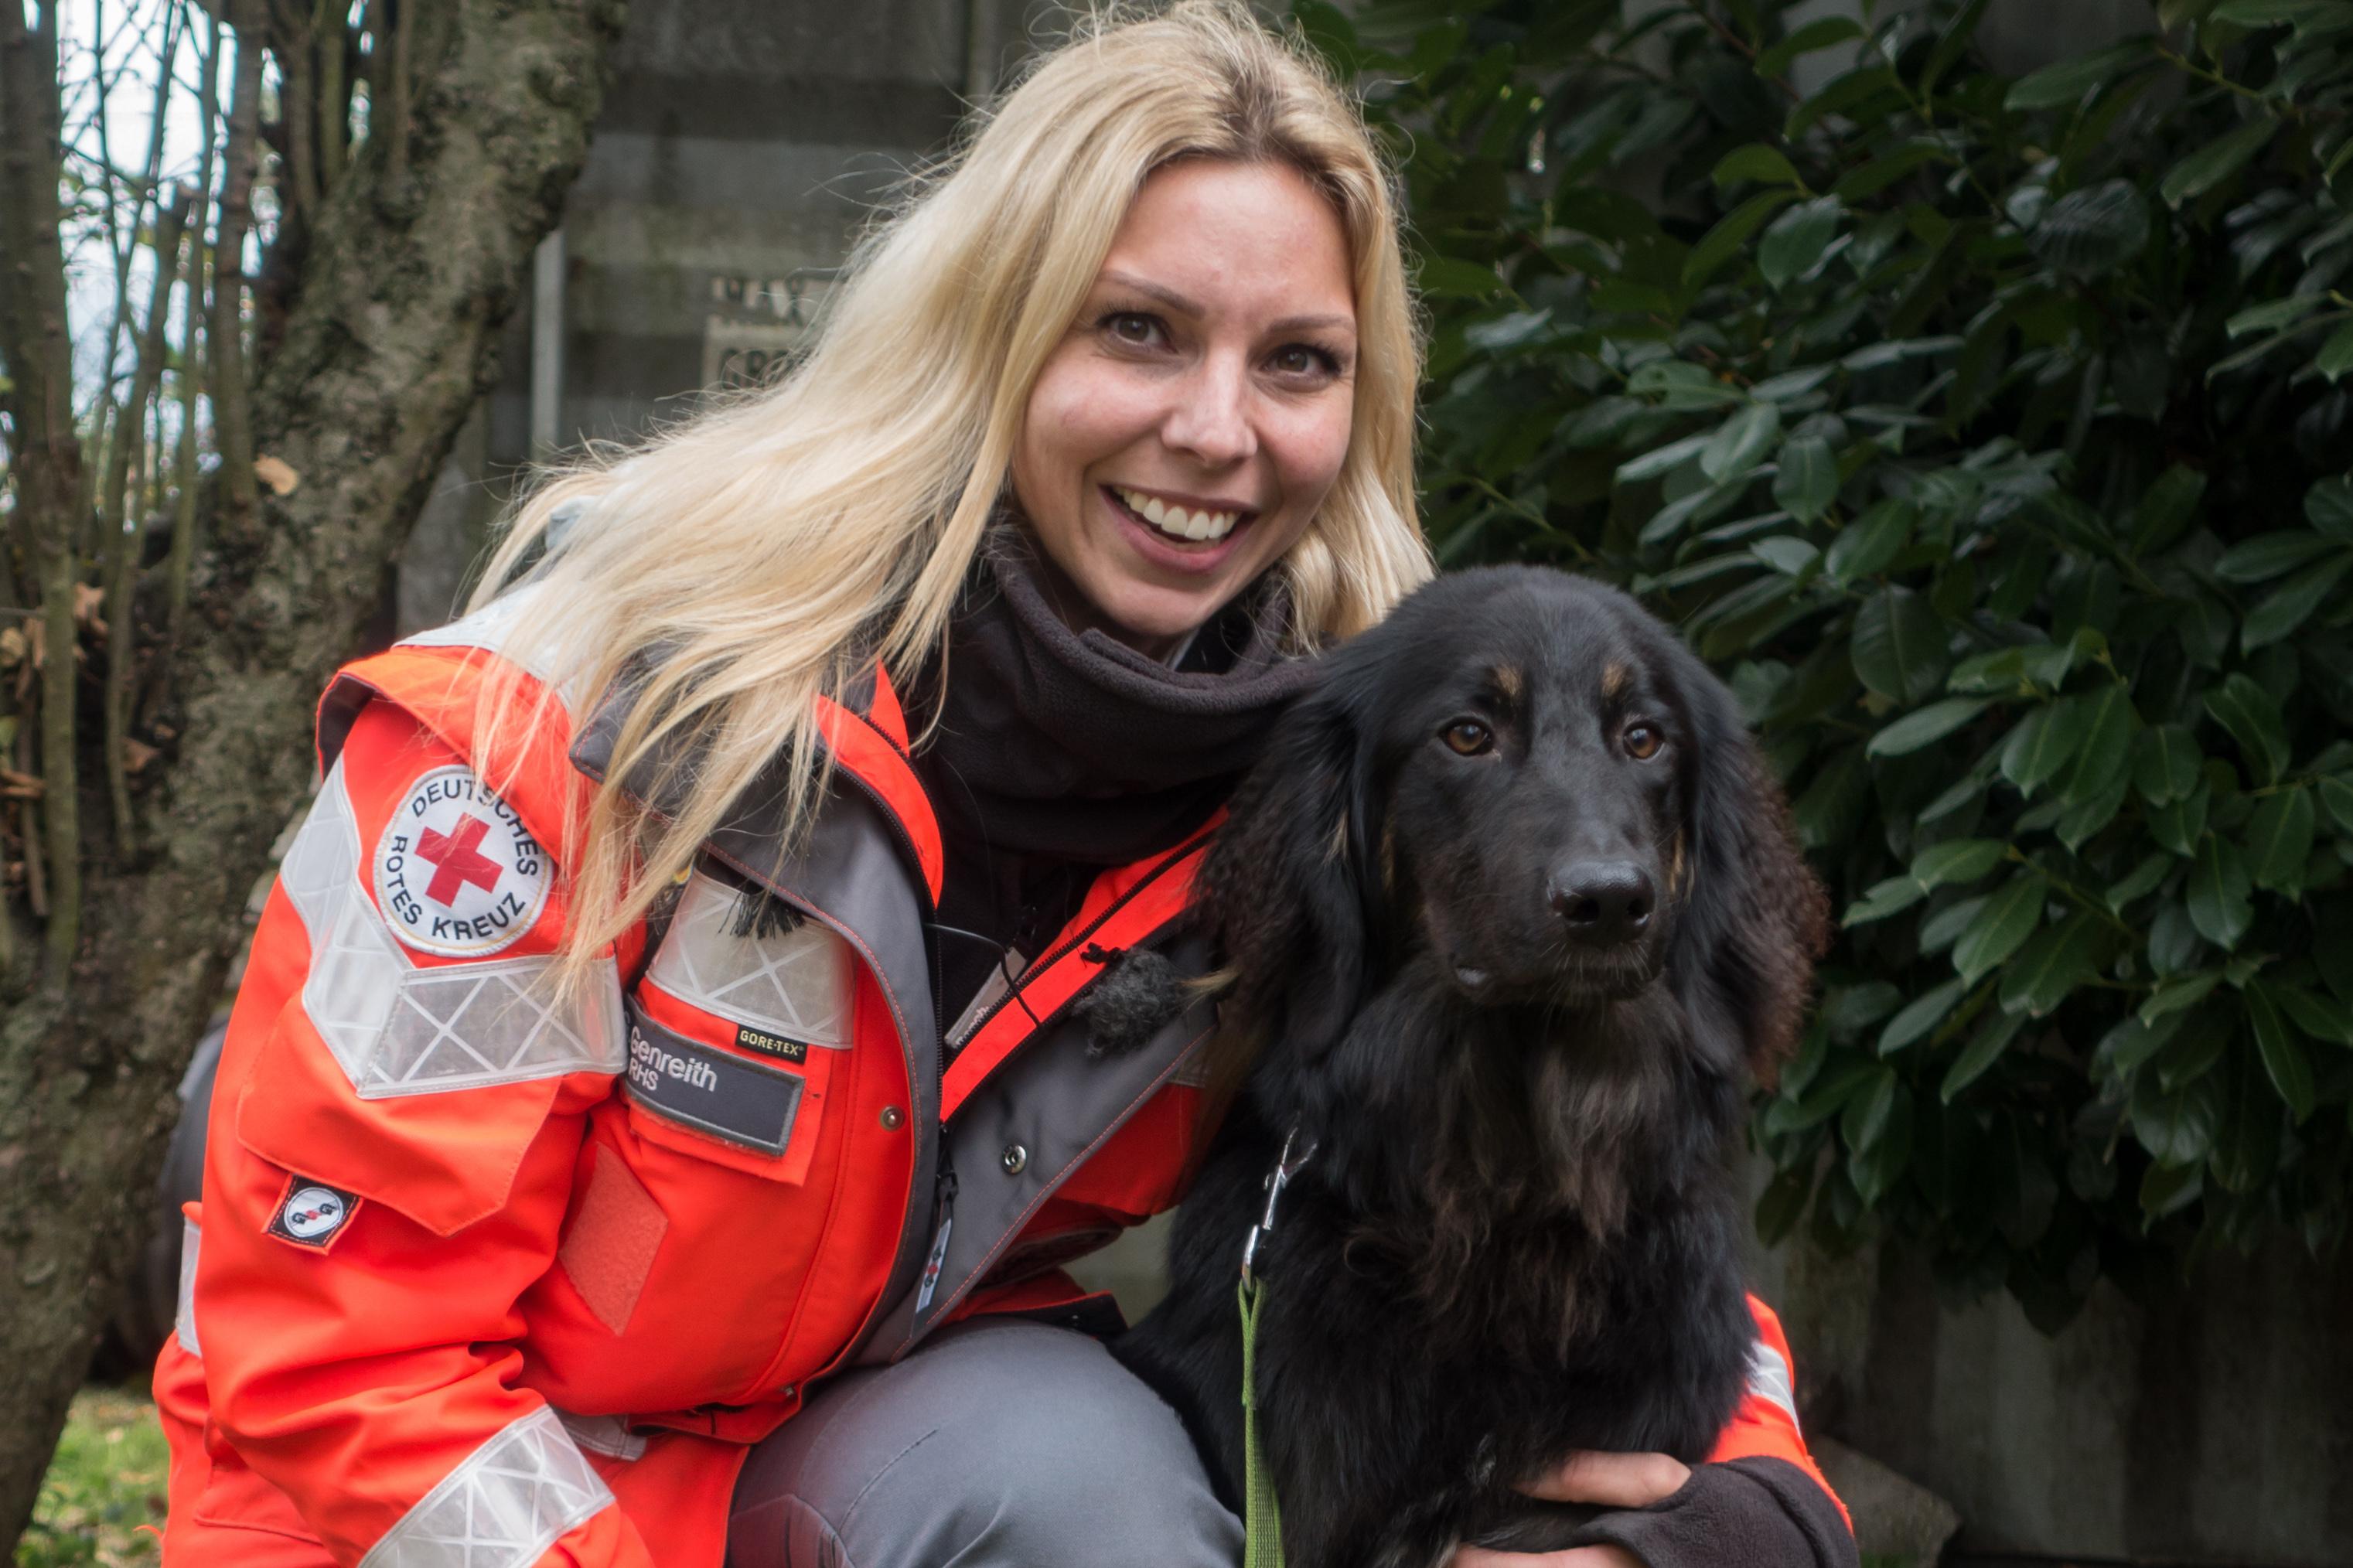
top-left (1758, 1229), bottom-right (2353, 1566)
top-left (394, 0), bottom-right (1062, 634)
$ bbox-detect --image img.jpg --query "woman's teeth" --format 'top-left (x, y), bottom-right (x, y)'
top-left (1113, 486), bottom-right (1239, 543)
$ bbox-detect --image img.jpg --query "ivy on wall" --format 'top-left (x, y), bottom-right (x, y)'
top-left (1315, 0), bottom-right (2353, 1325)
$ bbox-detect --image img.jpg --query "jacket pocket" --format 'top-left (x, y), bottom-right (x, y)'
top-left (621, 869), bottom-right (854, 1184)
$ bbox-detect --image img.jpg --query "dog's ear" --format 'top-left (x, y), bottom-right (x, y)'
top-left (1197, 670), bottom-right (1382, 1083)
top-left (1666, 646), bottom-right (1830, 1084)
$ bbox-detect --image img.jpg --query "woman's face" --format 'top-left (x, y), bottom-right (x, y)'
top-left (1012, 158), bottom-right (1359, 656)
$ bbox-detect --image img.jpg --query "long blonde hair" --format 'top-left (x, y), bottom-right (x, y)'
top-left (472, 0), bottom-right (1431, 984)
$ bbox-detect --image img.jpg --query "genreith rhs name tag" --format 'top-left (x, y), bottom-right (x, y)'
top-left (623, 1002), bottom-right (803, 1155)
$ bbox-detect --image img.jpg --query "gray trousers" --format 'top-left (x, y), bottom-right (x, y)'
top-left (726, 1317), bottom-right (1243, 1568)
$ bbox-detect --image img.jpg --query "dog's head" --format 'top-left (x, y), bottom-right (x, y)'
top-left (1204, 566), bottom-right (1828, 1085)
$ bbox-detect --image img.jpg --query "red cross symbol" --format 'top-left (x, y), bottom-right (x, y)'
top-left (416, 814), bottom-right (502, 906)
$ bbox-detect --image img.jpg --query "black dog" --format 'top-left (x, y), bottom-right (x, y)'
top-left (1114, 567), bottom-right (1831, 1568)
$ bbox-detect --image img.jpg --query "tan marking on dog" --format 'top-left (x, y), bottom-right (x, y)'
top-left (1328, 813), bottom-right (1350, 864)
top-left (1490, 664), bottom-right (1524, 704)
top-left (1667, 832), bottom-right (1687, 896)
top-left (1600, 660), bottom-right (1632, 701)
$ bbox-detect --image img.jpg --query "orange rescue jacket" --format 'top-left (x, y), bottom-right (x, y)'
top-left (155, 599), bottom-right (1840, 1567)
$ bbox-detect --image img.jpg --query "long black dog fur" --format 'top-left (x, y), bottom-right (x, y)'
top-left (1113, 567), bottom-right (1832, 1568)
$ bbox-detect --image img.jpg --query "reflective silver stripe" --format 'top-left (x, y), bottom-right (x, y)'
top-left (174, 1218), bottom-right (202, 1358)
top-left (281, 758), bottom-right (625, 1096)
top-left (646, 870), bottom-right (854, 1046)
top-left (399, 585), bottom-right (592, 712)
top-left (1746, 1340), bottom-right (1800, 1430)
top-left (358, 1406), bottom-right (613, 1568)
top-left (554, 1410), bottom-right (645, 1463)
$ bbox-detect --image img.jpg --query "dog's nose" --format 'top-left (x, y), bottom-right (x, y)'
top-left (1550, 861), bottom-right (1655, 946)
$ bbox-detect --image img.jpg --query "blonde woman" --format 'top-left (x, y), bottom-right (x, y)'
top-left (153, 5), bottom-right (1847, 1566)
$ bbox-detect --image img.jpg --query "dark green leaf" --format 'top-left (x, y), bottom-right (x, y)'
top-left (2064, 685), bottom-right (2139, 803)
top-left (1920, 895), bottom-right (1990, 954)
top-left (2000, 914), bottom-right (2106, 1017)
top-left (2273, 983), bottom-right (2353, 1045)
top-left (1845, 876), bottom-right (1925, 926)
top-left (1842, 1066), bottom-right (1901, 1153)
top-left (2133, 466), bottom-right (2208, 557)
top-left (2107, 853), bottom-right (2171, 912)
top-left (1751, 536), bottom-right (1822, 578)
top-left (2140, 1157), bottom-right (2204, 1219)
top-left (1755, 15), bottom-right (1866, 79)
top-left (1615, 432), bottom-right (1711, 486)
top-left (1417, 256), bottom-right (1512, 300)
top-left (2212, 531), bottom-right (2339, 583)
top-left (1955, 876), bottom-right (2045, 984)
top-left (2314, 320), bottom-right (2353, 382)
top-left (2246, 980), bottom-right (2317, 1120)
top-left (1942, 1009), bottom-right (2028, 1102)
top-left (1702, 402), bottom-right (1783, 482)
top-left (2306, 476), bottom-right (2353, 543)
top-left (1825, 499), bottom-right (1915, 583)
top-left (1787, 66), bottom-right (1899, 138)
top-left (1848, 1084), bottom-right (1915, 1207)
top-left (2187, 833), bottom-right (2255, 949)
top-left (2160, 119), bottom-right (2281, 209)
top-left (2142, 970), bottom-right (2222, 1024)
top-left (2000, 698), bottom-right (2089, 797)
top-left (2205, 674), bottom-right (2292, 786)
top-left (1911, 838), bottom-right (2012, 888)
top-left (2321, 775), bottom-right (2353, 835)
top-left (1712, 143), bottom-right (1802, 189)
top-left (2149, 786), bottom-right (2211, 857)
top-left (2006, 39), bottom-right (2157, 110)
top-left (1881, 978), bottom-right (1967, 1055)
top-left (1761, 196), bottom-right (1843, 290)
top-left (1863, 697), bottom-right (1990, 762)
top-left (2028, 180), bottom-right (2151, 277)
top-left (2243, 557), bottom-right (2353, 650)
top-left (1683, 191), bottom-right (1801, 288)
top-left (2131, 1066), bottom-right (2225, 1164)
top-left (1853, 588), bottom-right (1948, 704)
top-left (2099, 1011), bottom-right (2187, 1077)
top-left (1772, 436), bottom-right (1840, 523)
top-left (2225, 295), bottom-right (2331, 338)
top-left (2135, 725), bottom-right (2202, 806)
top-left (2247, 788), bottom-right (2317, 891)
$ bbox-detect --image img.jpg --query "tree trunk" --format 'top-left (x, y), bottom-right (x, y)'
top-left (0, 0), bottom-right (625, 1543)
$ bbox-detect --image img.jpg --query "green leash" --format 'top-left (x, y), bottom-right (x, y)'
top-left (1239, 1276), bottom-right (1284, 1568)
top-left (1237, 1128), bottom-right (1315, 1568)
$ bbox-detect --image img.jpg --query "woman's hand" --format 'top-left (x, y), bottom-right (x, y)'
top-left (1448, 1450), bottom-right (1693, 1567)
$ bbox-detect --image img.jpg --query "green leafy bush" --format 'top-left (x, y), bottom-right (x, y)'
top-left (1313, 0), bottom-right (2353, 1324)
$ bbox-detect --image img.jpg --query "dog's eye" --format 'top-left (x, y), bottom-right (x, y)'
top-left (1442, 720), bottom-right (1494, 756)
top-left (1622, 722), bottom-right (1663, 761)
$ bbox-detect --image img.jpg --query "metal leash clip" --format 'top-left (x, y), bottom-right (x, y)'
top-left (1240, 1126), bottom-right (1318, 1290)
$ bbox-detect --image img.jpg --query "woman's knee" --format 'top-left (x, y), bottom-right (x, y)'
top-left (730, 1321), bottom-right (1238, 1568)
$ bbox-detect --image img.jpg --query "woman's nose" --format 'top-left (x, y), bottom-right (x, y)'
top-left (1161, 354), bottom-right (1257, 467)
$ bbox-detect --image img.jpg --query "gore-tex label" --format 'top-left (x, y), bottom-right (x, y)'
top-left (623, 1002), bottom-right (803, 1155)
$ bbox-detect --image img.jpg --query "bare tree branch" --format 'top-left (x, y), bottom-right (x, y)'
top-left (0, 0), bottom-right (87, 973)
top-left (151, 3), bottom-right (221, 719)
top-left (211, 1), bottom-right (264, 542)
top-left (101, 189), bottom-right (188, 851)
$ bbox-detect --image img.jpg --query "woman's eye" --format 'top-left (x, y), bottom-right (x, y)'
top-left (1443, 720), bottom-right (1494, 757)
top-left (1623, 723), bottom-right (1663, 761)
top-left (1269, 344), bottom-right (1337, 377)
top-left (1102, 312), bottom-right (1164, 348)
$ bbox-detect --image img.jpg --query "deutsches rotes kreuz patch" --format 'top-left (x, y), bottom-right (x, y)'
top-left (373, 765), bottom-right (551, 957)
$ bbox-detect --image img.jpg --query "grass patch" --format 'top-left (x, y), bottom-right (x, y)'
top-left (15, 1386), bottom-right (168, 1567)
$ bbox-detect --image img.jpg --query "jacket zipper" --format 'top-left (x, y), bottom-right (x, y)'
top-left (939, 823), bottom-right (1216, 1109)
